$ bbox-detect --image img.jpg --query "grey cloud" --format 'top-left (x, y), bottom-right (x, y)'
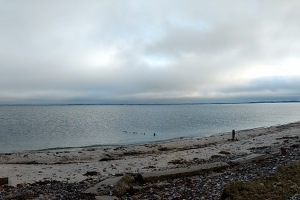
top-left (1, 0), bottom-right (300, 104)
top-left (218, 76), bottom-right (300, 97)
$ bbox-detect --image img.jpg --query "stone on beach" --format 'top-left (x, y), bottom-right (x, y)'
top-left (113, 174), bottom-right (134, 197)
top-left (85, 174), bottom-right (134, 197)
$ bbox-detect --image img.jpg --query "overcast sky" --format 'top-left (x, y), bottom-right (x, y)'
top-left (1, 0), bottom-right (300, 104)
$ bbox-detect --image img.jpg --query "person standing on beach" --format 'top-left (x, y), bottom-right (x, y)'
top-left (232, 129), bottom-right (235, 140)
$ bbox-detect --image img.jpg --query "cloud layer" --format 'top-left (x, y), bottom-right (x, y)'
top-left (1, 0), bottom-right (300, 104)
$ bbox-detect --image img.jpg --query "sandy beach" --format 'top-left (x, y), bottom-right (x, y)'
top-left (0, 121), bottom-right (300, 188)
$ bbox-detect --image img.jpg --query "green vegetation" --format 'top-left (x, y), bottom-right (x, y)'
top-left (221, 160), bottom-right (300, 200)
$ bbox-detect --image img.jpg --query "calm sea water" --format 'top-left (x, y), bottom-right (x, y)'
top-left (0, 103), bottom-right (300, 153)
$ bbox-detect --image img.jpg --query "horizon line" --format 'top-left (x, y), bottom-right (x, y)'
top-left (0, 100), bottom-right (299, 106)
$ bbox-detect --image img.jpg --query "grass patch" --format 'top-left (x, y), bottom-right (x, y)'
top-left (221, 160), bottom-right (300, 200)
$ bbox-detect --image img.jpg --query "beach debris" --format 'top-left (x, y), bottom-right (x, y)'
top-left (211, 154), bottom-right (223, 159)
top-left (113, 146), bottom-right (124, 151)
top-left (168, 158), bottom-right (188, 164)
top-left (0, 177), bottom-right (8, 185)
top-left (86, 148), bottom-right (95, 151)
top-left (83, 171), bottom-right (101, 176)
top-left (280, 147), bottom-right (290, 155)
top-left (290, 143), bottom-right (300, 148)
top-left (19, 161), bottom-right (39, 165)
top-left (99, 157), bottom-right (116, 161)
top-left (248, 146), bottom-right (270, 151)
top-left (219, 150), bottom-right (231, 155)
top-left (123, 151), bottom-right (140, 156)
top-left (142, 165), bottom-right (156, 169)
top-left (158, 146), bottom-right (168, 151)
top-left (276, 136), bottom-right (299, 140)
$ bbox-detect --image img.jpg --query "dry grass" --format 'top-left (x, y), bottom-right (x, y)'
top-left (221, 160), bottom-right (300, 200)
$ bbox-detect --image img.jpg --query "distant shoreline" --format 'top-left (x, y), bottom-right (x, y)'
top-left (1, 100), bottom-right (300, 106)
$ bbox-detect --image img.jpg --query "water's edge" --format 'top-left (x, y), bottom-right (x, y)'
top-left (18, 120), bottom-right (297, 154)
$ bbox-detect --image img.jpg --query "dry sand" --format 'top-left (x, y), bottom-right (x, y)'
top-left (1, 121), bottom-right (300, 186)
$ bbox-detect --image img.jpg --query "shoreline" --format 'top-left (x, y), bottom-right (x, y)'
top-left (2, 120), bottom-right (299, 154)
top-left (0, 121), bottom-right (300, 187)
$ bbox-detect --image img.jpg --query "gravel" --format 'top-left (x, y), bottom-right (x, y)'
top-left (121, 141), bottom-right (300, 200)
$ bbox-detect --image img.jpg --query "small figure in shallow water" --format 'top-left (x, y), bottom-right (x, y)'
top-left (154, 133), bottom-right (156, 136)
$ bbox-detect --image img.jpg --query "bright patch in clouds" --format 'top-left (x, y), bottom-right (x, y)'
top-left (142, 56), bottom-right (172, 69)
top-left (87, 48), bottom-right (118, 68)
top-left (244, 58), bottom-right (300, 79)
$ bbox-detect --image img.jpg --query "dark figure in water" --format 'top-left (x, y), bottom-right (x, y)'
top-left (232, 129), bottom-right (235, 140)
top-left (154, 133), bottom-right (156, 136)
